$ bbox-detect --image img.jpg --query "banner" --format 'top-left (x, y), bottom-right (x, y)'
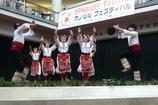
top-left (58, 0), bottom-right (135, 30)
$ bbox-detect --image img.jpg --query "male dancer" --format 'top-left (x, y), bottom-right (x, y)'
top-left (113, 24), bottom-right (141, 81)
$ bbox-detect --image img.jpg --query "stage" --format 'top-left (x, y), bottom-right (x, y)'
top-left (0, 85), bottom-right (158, 105)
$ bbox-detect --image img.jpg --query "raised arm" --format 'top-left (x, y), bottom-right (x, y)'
top-left (22, 29), bottom-right (34, 37)
top-left (54, 30), bottom-right (59, 45)
top-left (29, 45), bottom-right (33, 55)
top-left (90, 26), bottom-right (97, 42)
top-left (40, 41), bottom-right (45, 51)
top-left (92, 26), bottom-right (97, 36)
top-left (113, 24), bottom-right (137, 37)
top-left (77, 27), bottom-right (82, 46)
top-left (22, 20), bottom-right (36, 37)
top-left (50, 44), bottom-right (57, 51)
top-left (14, 23), bottom-right (30, 35)
top-left (113, 24), bottom-right (124, 32)
top-left (67, 30), bottom-right (73, 45)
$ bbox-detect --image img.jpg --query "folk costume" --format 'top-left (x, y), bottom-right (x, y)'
top-left (118, 29), bottom-right (141, 81)
top-left (30, 51), bottom-right (41, 81)
top-left (55, 34), bottom-right (72, 80)
top-left (10, 23), bottom-right (35, 81)
top-left (77, 34), bottom-right (95, 84)
top-left (40, 43), bottom-right (56, 81)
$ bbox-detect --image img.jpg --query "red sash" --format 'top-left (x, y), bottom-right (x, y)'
top-left (10, 41), bottom-right (24, 52)
top-left (129, 44), bottom-right (141, 52)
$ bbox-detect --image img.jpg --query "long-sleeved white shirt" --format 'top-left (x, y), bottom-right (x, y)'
top-left (78, 34), bottom-right (93, 53)
top-left (41, 44), bottom-right (56, 57)
top-left (13, 23), bottom-right (34, 44)
top-left (56, 37), bottom-right (72, 53)
top-left (31, 52), bottom-right (40, 60)
top-left (57, 42), bottom-right (69, 53)
top-left (118, 29), bottom-right (140, 46)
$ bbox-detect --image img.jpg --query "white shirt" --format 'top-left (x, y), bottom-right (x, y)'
top-left (78, 35), bottom-right (93, 54)
top-left (31, 52), bottom-right (40, 60)
top-left (57, 42), bottom-right (69, 53)
top-left (13, 23), bottom-right (34, 44)
top-left (118, 29), bottom-right (140, 46)
top-left (41, 44), bottom-right (56, 57)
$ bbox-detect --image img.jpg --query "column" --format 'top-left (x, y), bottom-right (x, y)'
top-left (52, 0), bottom-right (62, 23)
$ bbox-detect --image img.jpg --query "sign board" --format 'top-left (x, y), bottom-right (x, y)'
top-left (58, 0), bottom-right (135, 30)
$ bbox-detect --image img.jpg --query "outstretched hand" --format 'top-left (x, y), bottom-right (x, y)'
top-left (29, 45), bottom-right (32, 50)
top-left (92, 26), bottom-right (96, 33)
top-left (78, 27), bottom-right (81, 33)
top-left (54, 30), bottom-right (58, 35)
top-left (113, 24), bottom-right (120, 29)
top-left (70, 30), bottom-right (73, 36)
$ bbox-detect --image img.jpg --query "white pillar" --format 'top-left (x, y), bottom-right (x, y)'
top-left (52, 0), bottom-right (62, 23)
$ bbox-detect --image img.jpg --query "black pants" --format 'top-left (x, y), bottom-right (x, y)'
top-left (120, 49), bottom-right (141, 71)
top-left (6, 51), bottom-right (31, 80)
top-left (11, 51), bottom-right (24, 72)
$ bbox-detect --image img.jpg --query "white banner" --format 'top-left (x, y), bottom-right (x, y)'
top-left (58, 0), bottom-right (135, 30)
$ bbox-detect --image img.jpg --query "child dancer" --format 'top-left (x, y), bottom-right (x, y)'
top-left (29, 46), bottom-right (41, 82)
top-left (77, 26), bottom-right (96, 84)
top-left (54, 30), bottom-right (73, 80)
top-left (40, 40), bottom-right (56, 82)
top-left (113, 24), bottom-right (142, 81)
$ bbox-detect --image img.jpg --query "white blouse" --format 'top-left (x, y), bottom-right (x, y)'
top-left (118, 29), bottom-right (140, 46)
top-left (78, 34), bottom-right (93, 54)
top-left (31, 52), bottom-right (40, 60)
top-left (41, 44), bottom-right (56, 57)
top-left (57, 42), bottom-right (69, 53)
top-left (13, 23), bottom-right (34, 44)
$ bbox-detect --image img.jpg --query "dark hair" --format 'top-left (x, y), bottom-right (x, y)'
top-left (107, 27), bottom-right (116, 35)
top-left (127, 24), bottom-right (137, 31)
top-left (13, 23), bottom-right (20, 29)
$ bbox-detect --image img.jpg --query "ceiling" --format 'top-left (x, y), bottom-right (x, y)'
top-left (28, 0), bottom-right (86, 10)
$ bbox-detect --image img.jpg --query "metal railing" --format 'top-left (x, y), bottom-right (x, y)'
top-left (135, 0), bottom-right (158, 8)
top-left (64, 0), bottom-right (158, 10)
top-left (0, 0), bottom-right (58, 24)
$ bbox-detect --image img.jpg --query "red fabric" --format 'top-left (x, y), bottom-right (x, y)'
top-left (80, 54), bottom-right (92, 73)
top-left (129, 44), bottom-right (141, 52)
top-left (83, 72), bottom-right (89, 82)
top-left (10, 41), bottom-right (24, 52)
top-left (42, 57), bottom-right (54, 76)
top-left (61, 73), bottom-right (67, 80)
top-left (43, 76), bottom-right (47, 81)
top-left (57, 53), bottom-right (70, 72)
top-left (33, 75), bottom-right (38, 81)
top-left (31, 60), bottom-right (39, 76)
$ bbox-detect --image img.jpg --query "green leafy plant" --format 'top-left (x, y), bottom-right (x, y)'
top-left (0, 77), bottom-right (158, 87)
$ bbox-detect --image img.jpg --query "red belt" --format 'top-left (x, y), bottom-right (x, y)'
top-left (129, 44), bottom-right (141, 52)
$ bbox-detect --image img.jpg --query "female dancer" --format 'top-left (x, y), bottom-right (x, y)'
top-left (54, 30), bottom-right (73, 80)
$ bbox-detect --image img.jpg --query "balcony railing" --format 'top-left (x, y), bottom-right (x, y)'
top-left (65, 0), bottom-right (158, 10)
top-left (135, 0), bottom-right (158, 8)
top-left (0, 0), bottom-right (58, 25)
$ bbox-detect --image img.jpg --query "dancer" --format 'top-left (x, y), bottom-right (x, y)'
top-left (40, 40), bottom-right (56, 82)
top-left (113, 24), bottom-right (141, 81)
top-left (29, 46), bottom-right (41, 82)
top-left (77, 26), bottom-right (96, 84)
top-left (54, 30), bottom-right (73, 80)
top-left (10, 21), bottom-right (36, 81)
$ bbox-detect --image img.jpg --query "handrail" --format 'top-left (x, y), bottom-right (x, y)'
top-left (0, 0), bottom-right (58, 24)
top-left (64, 0), bottom-right (158, 10)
